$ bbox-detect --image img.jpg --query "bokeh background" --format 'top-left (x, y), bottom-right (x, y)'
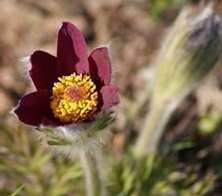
top-left (1, 0), bottom-right (222, 195)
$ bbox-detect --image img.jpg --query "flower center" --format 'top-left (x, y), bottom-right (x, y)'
top-left (50, 73), bottom-right (98, 123)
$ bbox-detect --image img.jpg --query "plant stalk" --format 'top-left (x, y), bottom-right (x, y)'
top-left (134, 101), bottom-right (175, 158)
top-left (80, 150), bottom-right (102, 196)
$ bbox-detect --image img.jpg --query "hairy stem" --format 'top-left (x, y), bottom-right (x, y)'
top-left (80, 150), bottom-right (103, 196)
top-left (134, 101), bottom-right (175, 158)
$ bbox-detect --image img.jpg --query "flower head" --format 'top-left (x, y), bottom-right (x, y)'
top-left (15, 22), bottom-right (119, 127)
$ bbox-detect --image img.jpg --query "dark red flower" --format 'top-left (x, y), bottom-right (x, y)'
top-left (15, 22), bottom-right (119, 127)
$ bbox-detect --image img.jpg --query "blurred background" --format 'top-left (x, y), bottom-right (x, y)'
top-left (1, 0), bottom-right (222, 195)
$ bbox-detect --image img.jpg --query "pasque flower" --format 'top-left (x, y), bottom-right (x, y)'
top-left (15, 22), bottom-right (119, 127)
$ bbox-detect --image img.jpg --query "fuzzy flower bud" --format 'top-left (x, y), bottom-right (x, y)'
top-left (152, 5), bottom-right (222, 106)
top-left (134, 4), bottom-right (222, 157)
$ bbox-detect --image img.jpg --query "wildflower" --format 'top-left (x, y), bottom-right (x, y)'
top-left (14, 22), bottom-right (119, 127)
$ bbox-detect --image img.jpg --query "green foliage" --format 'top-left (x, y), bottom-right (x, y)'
top-left (148, 0), bottom-right (204, 21)
top-left (107, 152), bottom-right (214, 196)
top-left (0, 123), bottom-right (83, 196)
top-left (197, 110), bottom-right (222, 136)
top-left (149, 0), bottom-right (185, 21)
top-left (10, 185), bottom-right (25, 196)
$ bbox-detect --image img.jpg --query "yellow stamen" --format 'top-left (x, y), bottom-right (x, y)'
top-left (50, 73), bottom-right (98, 123)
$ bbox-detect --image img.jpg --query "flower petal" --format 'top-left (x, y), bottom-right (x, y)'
top-left (42, 114), bottom-right (63, 126)
top-left (14, 90), bottom-right (52, 126)
top-left (89, 47), bottom-right (112, 88)
top-left (30, 50), bottom-right (57, 90)
top-left (100, 85), bottom-right (119, 110)
top-left (57, 22), bottom-right (89, 76)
